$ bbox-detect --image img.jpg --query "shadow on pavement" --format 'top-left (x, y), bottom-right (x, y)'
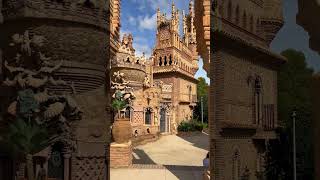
top-left (132, 149), bottom-right (156, 164)
top-left (164, 165), bottom-right (205, 180)
top-left (177, 131), bottom-right (209, 151)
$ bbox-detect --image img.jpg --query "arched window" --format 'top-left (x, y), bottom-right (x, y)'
top-left (159, 57), bottom-right (163, 66)
top-left (145, 108), bottom-right (152, 125)
top-left (169, 55), bottom-right (173, 65)
top-left (124, 106), bottom-right (132, 120)
top-left (164, 56), bottom-right (167, 66)
top-left (227, 1), bottom-right (232, 21)
top-left (243, 11), bottom-right (247, 29)
top-left (256, 19), bottom-right (260, 35)
top-left (235, 5), bottom-right (240, 25)
top-left (254, 77), bottom-right (263, 125)
top-left (250, 15), bottom-right (254, 32)
top-left (232, 150), bottom-right (241, 180)
top-left (127, 57), bottom-right (130, 62)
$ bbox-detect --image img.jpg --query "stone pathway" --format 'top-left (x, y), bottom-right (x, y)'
top-left (110, 132), bottom-right (209, 180)
top-left (110, 165), bottom-right (205, 180)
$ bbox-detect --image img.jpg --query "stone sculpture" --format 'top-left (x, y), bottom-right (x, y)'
top-left (144, 75), bottom-right (151, 87)
top-left (3, 31), bottom-right (82, 151)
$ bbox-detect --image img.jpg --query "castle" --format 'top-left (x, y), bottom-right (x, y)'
top-left (111, 1), bottom-right (199, 137)
top-left (208, 0), bottom-right (286, 179)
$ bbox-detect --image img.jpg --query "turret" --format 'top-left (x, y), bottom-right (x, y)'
top-left (189, 0), bottom-right (196, 44)
top-left (182, 10), bottom-right (189, 44)
top-left (170, 1), bottom-right (180, 33)
top-left (261, 0), bottom-right (284, 45)
top-left (157, 8), bottom-right (161, 30)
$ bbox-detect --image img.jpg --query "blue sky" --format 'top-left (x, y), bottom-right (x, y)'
top-left (271, 0), bottom-right (320, 71)
top-left (120, 0), bottom-right (320, 85)
top-left (120, 0), bottom-right (210, 83)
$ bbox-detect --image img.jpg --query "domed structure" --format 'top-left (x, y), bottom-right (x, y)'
top-left (111, 34), bottom-right (148, 86)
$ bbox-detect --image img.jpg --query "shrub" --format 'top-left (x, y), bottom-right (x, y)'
top-left (177, 119), bottom-right (208, 132)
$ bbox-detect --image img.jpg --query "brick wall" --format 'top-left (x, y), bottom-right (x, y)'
top-left (110, 142), bottom-right (133, 168)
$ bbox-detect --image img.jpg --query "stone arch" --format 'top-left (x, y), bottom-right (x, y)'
top-left (144, 107), bottom-right (153, 125)
top-left (254, 75), bottom-right (263, 125)
top-left (47, 142), bottom-right (66, 180)
top-left (126, 57), bottom-right (130, 62)
top-left (235, 5), bottom-right (240, 25)
top-left (159, 56), bottom-right (163, 66)
top-left (164, 56), bottom-right (167, 66)
top-left (169, 55), bottom-right (173, 65)
top-left (124, 106), bottom-right (134, 121)
top-left (227, 1), bottom-right (232, 21)
top-left (232, 147), bottom-right (241, 180)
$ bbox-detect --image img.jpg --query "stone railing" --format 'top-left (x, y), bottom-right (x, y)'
top-left (153, 65), bottom-right (195, 79)
top-left (262, 104), bottom-right (275, 130)
top-left (179, 94), bottom-right (197, 103)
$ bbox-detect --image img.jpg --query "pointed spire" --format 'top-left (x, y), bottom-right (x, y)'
top-left (172, 0), bottom-right (175, 18)
top-left (189, 0), bottom-right (194, 17)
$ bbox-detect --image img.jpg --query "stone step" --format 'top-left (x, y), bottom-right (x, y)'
top-left (132, 134), bottom-right (160, 146)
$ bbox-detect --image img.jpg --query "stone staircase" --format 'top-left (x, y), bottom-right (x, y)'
top-left (132, 133), bottom-right (160, 147)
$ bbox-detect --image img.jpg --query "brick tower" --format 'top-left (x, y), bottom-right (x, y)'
top-left (152, 1), bottom-right (199, 132)
top-left (0, 0), bottom-right (112, 179)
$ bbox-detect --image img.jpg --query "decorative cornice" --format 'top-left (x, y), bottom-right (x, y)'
top-left (2, 0), bottom-right (108, 30)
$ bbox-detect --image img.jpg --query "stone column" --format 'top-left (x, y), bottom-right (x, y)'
top-left (63, 152), bottom-right (71, 180)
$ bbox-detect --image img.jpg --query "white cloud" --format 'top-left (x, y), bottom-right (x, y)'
top-left (131, 0), bottom-right (170, 11)
top-left (139, 13), bottom-right (157, 30)
top-left (133, 42), bottom-right (152, 57)
top-left (128, 16), bottom-right (137, 26)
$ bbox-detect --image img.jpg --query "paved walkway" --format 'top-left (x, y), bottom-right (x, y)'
top-left (110, 132), bottom-right (209, 180)
top-left (111, 165), bottom-right (205, 180)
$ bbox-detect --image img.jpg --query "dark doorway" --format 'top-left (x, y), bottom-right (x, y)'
top-left (160, 108), bottom-right (166, 133)
top-left (48, 143), bottom-right (64, 180)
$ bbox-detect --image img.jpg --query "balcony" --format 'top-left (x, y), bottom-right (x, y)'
top-left (262, 104), bottom-right (276, 131)
top-left (179, 94), bottom-right (197, 104)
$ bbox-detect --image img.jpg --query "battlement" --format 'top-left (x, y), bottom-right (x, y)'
top-left (214, 0), bottom-right (284, 47)
top-left (154, 1), bottom-right (198, 77)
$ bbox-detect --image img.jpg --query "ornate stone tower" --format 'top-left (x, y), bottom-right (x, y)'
top-left (210, 0), bottom-right (286, 179)
top-left (0, 0), bottom-right (111, 179)
top-left (153, 1), bottom-right (198, 131)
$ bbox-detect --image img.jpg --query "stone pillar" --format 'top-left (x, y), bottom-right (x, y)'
top-left (63, 153), bottom-right (71, 180)
top-left (110, 141), bottom-right (132, 168)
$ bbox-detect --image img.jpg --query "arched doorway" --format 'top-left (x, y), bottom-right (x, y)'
top-left (47, 143), bottom-right (64, 180)
top-left (160, 108), bottom-right (166, 132)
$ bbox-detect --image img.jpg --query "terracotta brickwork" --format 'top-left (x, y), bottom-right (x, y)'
top-left (111, 1), bottom-right (199, 140)
top-left (110, 142), bottom-right (133, 168)
top-left (210, 0), bottom-right (286, 178)
top-left (193, 0), bottom-right (287, 179)
top-left (0, 0), bottom-right (111, 179)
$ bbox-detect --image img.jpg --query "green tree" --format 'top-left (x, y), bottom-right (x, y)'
top-left (194, 77), bottom-right (209, 123)
top-left (266, 49), bottom-right (314, 179)
top-left (1, 119), bottom-right (48, 180)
